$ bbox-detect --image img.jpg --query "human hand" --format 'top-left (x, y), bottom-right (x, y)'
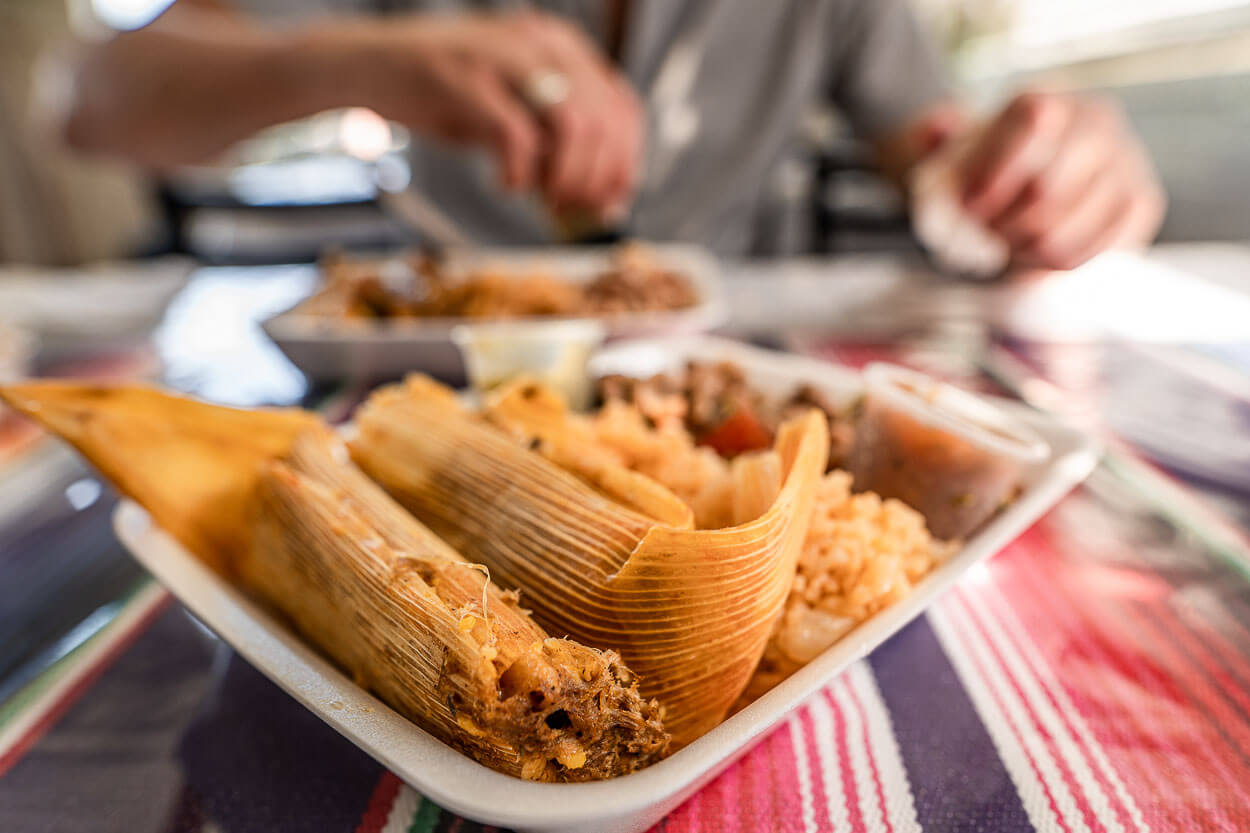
top-left (340, 10), bottom-right (642, 220)
top-left (957, 90), bottom-right (1165, 271)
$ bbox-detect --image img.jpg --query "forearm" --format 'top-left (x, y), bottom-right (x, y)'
top-left (62, 8), bottom-right (364, 168)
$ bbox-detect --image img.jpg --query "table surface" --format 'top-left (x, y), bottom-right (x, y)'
top-left (1, 247), bottom-right (1248, 833)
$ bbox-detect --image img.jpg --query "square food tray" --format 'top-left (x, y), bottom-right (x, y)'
top-left (114, 336), bottom-right (1099, 833)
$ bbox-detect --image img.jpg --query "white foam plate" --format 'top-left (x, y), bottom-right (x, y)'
top-left (261, 245), bottom-right (727, 381)
top-left (113, 336), bottom-right (1099, 833)
top-left (0, 257), bottom-right (192, 360)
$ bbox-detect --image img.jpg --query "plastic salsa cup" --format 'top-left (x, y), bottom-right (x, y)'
top-left (452, 319), bottom-right (606, 410)
top-left (847, 362), bottom-right (1050, 540)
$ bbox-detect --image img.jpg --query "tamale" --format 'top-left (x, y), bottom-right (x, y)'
top-left (0, 382), bottom-right (668, 780)
top-left (350, 375), bottom-right (829, 747)
top-left (0, 381), bottom-right (318, 576)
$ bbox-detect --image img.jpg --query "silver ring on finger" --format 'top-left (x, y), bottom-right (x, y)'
top-left (522, 69), bottom-right (571, 111)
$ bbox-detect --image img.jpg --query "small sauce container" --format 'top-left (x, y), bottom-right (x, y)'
top-left (452, 320), bottom-right (605, 409)
top-left (848, 363), bottom-right (1049, 540)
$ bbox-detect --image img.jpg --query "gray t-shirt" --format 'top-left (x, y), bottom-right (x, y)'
top-left (241, 0), bottom-right (947, 254)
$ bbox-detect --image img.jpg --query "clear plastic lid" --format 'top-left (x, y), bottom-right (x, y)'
top-left (862, 362), bottom-right (1050, 464)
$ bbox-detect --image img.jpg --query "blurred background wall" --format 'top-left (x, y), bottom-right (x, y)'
top-left (2, 0), bottom-right (1247, 263)
top-left (0, 0), bottom-right (159, 265)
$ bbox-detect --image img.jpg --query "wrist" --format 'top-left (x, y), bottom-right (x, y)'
top-left (271, 21), bottom-right (384, 116)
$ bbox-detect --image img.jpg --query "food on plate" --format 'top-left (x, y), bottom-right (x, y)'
top-left (742, 471), bottom-right (956, 701)
top-left (601, 359), bottom-right (1041, 543)
top-left (349, 375), bottom-right (830, 747)
top-left (303, 242), bottom-right (698, 322)
top-left (598, 360), bottom-right (858, 472)
top-left (0, 353), bottom-right (1035, 776)
top-left (0, 381), bottom-right (668, 782)
top-left (500, 370), bottom-right (955, 700)
top-left (848, 363), bottom-right (1047, 540)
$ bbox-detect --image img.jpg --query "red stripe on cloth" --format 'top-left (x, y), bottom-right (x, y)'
top-left (825, 685), bottom-right (868, 833)
top-left (354, 771), bottom-right (402, 833)
top-left (1131, 593), bottom-right (1250, 722)
top-left (1115, 598), bottom-right (1250, 768)
top-left (770, 717), bottom-right (807, 833)
top-left (717, 739), bottom-right (741, 831)
top-left (940, 592), bottom-right (1078, 833)
top-left (800, 341), bottom-right (900, 371)
top-left (0, 592), bottom-right (172, 778)
top-left (707, 737), bottom-right (736, 831)
top-left (729, 747), bottom-right (753, 833)
top-left (652, 722), bottom-right (793, 832)
top-left (1028, 517), bottom-right (1250, 826)
top-left (798, 706), bottom-right (835, 833)
top-left (742, 738), bottom-right (774, 833)
top-left (1171, 597), bottom-right (1250, 695)
top-left (970, 561), bottom-right (1140, 833)
top-left (1008, 523), bottom-right (1250, 830)
top-left (953, 587), bottom-right (1108, 833)
top-left (842, 674), bottom-right (897, 833)
top-left (1001, 531), bottom-right (1202, 831)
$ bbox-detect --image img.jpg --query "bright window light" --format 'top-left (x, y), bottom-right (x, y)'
top-left (338, 107), bottom-right (394, 162)
top-left (1010, 0), bottom-right (1250, 48)
top-left (90, 0), bottom-right (174, 30)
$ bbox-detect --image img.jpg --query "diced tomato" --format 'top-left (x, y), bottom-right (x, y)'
top-left (696, 406), bottom-right (774, 457)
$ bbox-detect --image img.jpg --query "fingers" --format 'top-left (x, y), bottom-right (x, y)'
top-left (541, 84), bottom-right (640, 216)
top-left (1016, 158), bottom-right (1165, 270)
top-left (1013, 165), bottom-right (1125, 270)
top-left (517, 13), bottom-right (643, 218)
top-left (603, 78), bottom-right (644, 219)
top-left (961, 91), bottom-right (1071, 221)
top-left (378, 11), bottom-right (642, 217)
top-left (374, 19), bottom-right (546, 192)
top-left (457, 66), bottom-right (542, 191)
top-left (990, 100), bottom-right (1113, 248)
top-left (542, 103), bottom-right (600, 206)
top-left (956, 90), bottom-right (1166, 271)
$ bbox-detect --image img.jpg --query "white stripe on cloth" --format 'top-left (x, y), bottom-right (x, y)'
top-left (930, 602), bottom-right (1080, 833)
top-left (968, 587), bottom-right (1149, 832)
top-left (831, 673), bottom-right (889, 833)
top-left (953, 593), bottom-right (1110, 833)
top-left (844, 663), bottom-right (923, 833)
top-left (790, 716), bottom-right (821, 833)
top-left (807, 693), bottom-right (854, 832)
top-left (384, 784), bottom-right (422, 833)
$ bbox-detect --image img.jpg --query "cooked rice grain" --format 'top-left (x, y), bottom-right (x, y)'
top-left (741, 471), bottom-right (954, 702)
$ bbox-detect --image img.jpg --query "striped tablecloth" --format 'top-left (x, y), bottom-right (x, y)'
top-left (1, 345), bottom-right (1248, 833)
top-left (352, 481), bottom-right (1250, 833)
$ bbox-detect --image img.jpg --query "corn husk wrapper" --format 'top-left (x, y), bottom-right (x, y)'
top-left (0, 382), bottom-right (669, 781)
top-left (0, 381), bottom-right (318, 576)
top-left (350, 376), bottom-right (830, 746)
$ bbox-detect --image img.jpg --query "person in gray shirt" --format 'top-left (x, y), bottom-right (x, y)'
top-left (60, 0), bottom-right (1164, 267)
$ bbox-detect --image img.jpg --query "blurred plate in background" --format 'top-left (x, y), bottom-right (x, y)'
top-left (0, 258), bottom-right (193, 362)
top-left (262, 244), bottom-right (727, 382)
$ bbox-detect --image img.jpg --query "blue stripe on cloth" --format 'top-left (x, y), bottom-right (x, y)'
top-left (868, 615), bottom-right (1034, 833)
top-left (179, 651), bottom-right (385, 832)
